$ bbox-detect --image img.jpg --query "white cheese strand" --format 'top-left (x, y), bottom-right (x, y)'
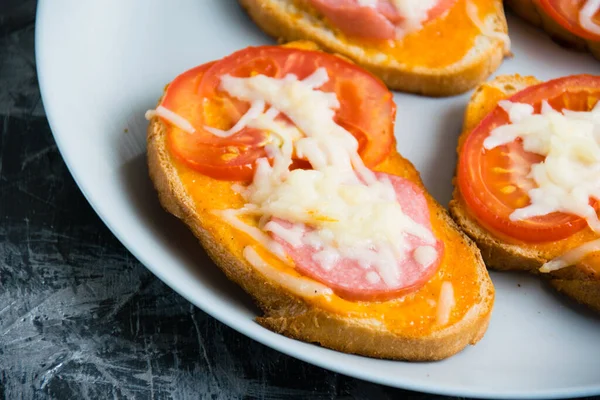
top-left (414, 245), bottom-right (438, 267)
top-left (263, 221), bottom-right (305, 248)
top-left (204, 100), bottom-right (265, 138)
top-left (436, 282), bottom-right (455, 326)
top-left (356, 0), bottom-right (378, 7)
top-left (301, 67), bottom-right (330, 89)
top-left (145, 105), bottom-right (196, 133)
top-left (391, 0), bottom-right (438, 38)
top-left (466, 0), bottom-right (511, 53)
top-left (216, 208), bottom-right (288, 262)
top-left (580, 0), bottom-right (600, 36)
top-left (243, 246), bottom-right (333, 297)
top-left (485, 100), bottom-right (600, 272)
top-left (541, 238), bottom-right (600, 272)
top-left (356, 0), bottom-right (443, 38)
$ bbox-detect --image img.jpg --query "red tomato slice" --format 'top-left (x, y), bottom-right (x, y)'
top-left (457, 75), bottom-right (600, 242)
top-left (160, 62), bottom-right (267, 180)
top-left (540, 0), bottom-right (600, 42)
top-left (160, 46), bottom-right (395, 181)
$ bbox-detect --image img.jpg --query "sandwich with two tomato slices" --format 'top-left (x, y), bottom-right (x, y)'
top-left (451, 73), bottom-right (600, 312)
top-left (146, 42), bottom-right (494, 360)
top-left (238, 0), bottom-right (510, 96)
top-left (507, 0), bottom-right (600, 60)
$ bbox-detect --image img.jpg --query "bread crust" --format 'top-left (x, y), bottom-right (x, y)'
top-left (505, 0), bottom-right (600, 60)
top-left (147, 85), bottom-right (494, 361)
top-left (449, 74), bottom-right (600, 313)
top-left (238, 0), bottom-right (508, 96)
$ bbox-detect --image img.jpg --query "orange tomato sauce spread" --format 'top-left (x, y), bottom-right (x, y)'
top-left (293, 0), bottom-right (500, 69)
top-left (171, 146), bottom-right (485, 335)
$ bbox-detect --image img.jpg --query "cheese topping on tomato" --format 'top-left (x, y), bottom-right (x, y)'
top-left (484, 100), bottom-right (600, 271)
top-left (207, 68), bottom-right (439, 290)
top-left (580, 0), bottom-right (600, 36)
top-left (145, 106), bottom-right (195, 134)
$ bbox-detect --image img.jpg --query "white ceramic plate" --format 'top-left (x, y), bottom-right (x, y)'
top-left (36, 1), bottom-right (600, 398)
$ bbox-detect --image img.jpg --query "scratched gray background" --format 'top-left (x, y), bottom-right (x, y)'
top-left (0, 2), bottom-right (599, 399)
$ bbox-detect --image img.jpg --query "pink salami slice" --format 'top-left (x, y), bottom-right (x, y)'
top-left (269, 173), bottom-right (444, 301)
top-left (306, 0), bottom-right (456, 40)
top-left (307, 0), bottom-right (398, 40)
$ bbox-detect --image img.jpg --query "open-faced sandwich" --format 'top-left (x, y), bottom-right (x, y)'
top-left (506, 0), bottom-right (600, 60)
top-left (146, 42), bottom-right (494, 360)
top-left (450, 73), bottom-right (600, 312)
top-left (237, 0), bottom-right (510, 96)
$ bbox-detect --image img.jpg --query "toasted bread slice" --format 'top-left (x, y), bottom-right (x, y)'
top-left (147, 47), bottom-right (494, 361)
top-left (238, 0), bottom-right (509, 96)
top-left (506, 0), bottom-right (600, 60)
top-left (449, 74), bottom-right (600, 312)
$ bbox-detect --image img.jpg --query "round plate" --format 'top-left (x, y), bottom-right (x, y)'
top-left (35, 1), bottom-right (600, 398)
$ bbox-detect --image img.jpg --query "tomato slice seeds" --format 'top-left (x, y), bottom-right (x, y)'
top-left (159, 45), bottom-right (396, 181)
top-left (457, 75), bottom-right (600, 242)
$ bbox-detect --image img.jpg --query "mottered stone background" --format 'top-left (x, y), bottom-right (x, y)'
top-left (0, 2), bottom-right (599, 399)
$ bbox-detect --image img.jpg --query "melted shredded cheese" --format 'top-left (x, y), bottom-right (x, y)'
top-left (390, 0), bottom-right (439, 38)
top-left (208, 67), bottom-right (437, 288)
top-left (356, 0), bottom-right (378, 7)
top-left (204, 100), bottom-right (266, 138)
top-left (580, 0), bottom-right (600, 36)
top-left (436, 281), bottom-right (455, 326)
top-left (541, 238), bottom-right (600, 272)
top-left (485, 100), bottom-right (600, 271)
top-left (243, 246), bottom-right (333, 297)
top-left (466, 0), bottom-right (511, 53)
top-left (216, 208), bottom-right (288, 262)
top-left (414, 245), bottom-right (438, 267)
top-left (352, 0), bottom-right (447, 39)
top-left (145, 105), bottom-right (195, 133)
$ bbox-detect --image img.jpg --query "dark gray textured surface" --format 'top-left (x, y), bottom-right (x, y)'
top-left (0, 2), bottom-right (598, 399)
